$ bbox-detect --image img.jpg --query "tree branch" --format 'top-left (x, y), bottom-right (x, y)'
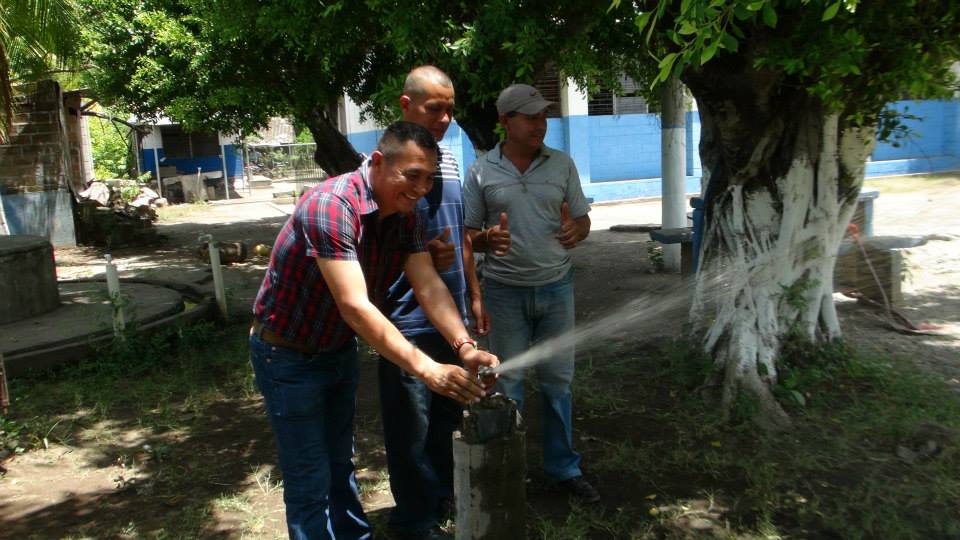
top-left (81, 110), bottom-right (148, 134)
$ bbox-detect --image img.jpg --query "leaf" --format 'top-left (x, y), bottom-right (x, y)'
top-left (679, 21), bottom-right (697, 35)
top-left (822, 1), bottom-right (841, 21)
top-left (635, 11), bottom-right (653, 33)
top-left (658, 52), bottom-right (679, 82)
top-left (791, 390), bottom-right (807, 407)
top-left (747, 1), bottom-right (765, 11)
top-left (762, 3), bottom-right (778, 27)
top-left (701, 42), bottom-right (719, 64)
top-left (720, 33), bottom-right (739, 52)
top-left (659, 52), bottom-right (678, 69)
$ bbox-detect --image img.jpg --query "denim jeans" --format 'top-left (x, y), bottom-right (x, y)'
top-left (484, 270), bottom-right (582, 482)
top-left (249, 333), bottom-right (371, 540)
top-left (378, 332), bottom-right (462, 534)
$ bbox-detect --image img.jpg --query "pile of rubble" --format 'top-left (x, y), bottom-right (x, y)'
top-left (76, 181), bottom-right (165, 246)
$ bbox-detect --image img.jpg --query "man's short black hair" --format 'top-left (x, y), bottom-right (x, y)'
top-left (377, 121), bottom-right (438, 163)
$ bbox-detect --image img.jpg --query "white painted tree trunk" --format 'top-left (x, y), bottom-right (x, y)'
top-left (690, 112), bottom-right (876, 428)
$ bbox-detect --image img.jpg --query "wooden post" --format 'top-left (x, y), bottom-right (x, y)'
top-left (453, 395), bottom-right (526, 540)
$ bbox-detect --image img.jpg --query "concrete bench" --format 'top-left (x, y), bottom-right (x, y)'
top-left (649, 227), bottom-right (695, 275)
top-left (835, 235), bottom-right (929, 306)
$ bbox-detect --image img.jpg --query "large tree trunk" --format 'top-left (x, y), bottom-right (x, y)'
top-left (684, 63), bottom-right (877, 429)
top-left (301, 105), bottom-right (362, 176)
top-left (456, 101), bottom-right (501, 153)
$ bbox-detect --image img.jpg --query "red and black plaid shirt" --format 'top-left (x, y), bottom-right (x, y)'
top-left (253, 162), bottom-right (426, 350)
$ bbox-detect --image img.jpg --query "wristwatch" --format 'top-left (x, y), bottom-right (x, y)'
top-left (452, 336), bottom-right (478, 353)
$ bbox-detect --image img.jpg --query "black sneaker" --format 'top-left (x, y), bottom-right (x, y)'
top-left (559, 475), bottom-right (601, 503)
top-left (438, 497), bottom-right (455, 522)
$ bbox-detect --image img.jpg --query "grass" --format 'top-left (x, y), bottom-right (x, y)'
top-left (532, 338), bottom-right (960, 539)
top-left (0, 320), bottom-right (260, 538)
top-left (3, 321), bottom-right (959, 538)
top-left (2, 321), bottom-right (252, 448)
top-left (155, 200), bottom-right (211, 221)
top-left (864, 172), bottom-right (960, 194)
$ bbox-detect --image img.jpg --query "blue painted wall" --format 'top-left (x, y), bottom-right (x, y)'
top-left (343, 99), bottom-right (960, 202)
top-left (588, 114), bottom-right (663, 181)
top-left (872, 100), bottom-right (952, 162)
top-left (141, 144), bottom-right (243, 179)
top-left (1, 190), bottom-right (76, 246)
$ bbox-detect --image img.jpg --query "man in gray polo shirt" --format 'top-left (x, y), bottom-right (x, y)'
top-left (462, 83), bottom-right (599, 503)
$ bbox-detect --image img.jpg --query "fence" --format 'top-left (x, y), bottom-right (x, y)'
top-left (242, 142), bottom-right (326, 197)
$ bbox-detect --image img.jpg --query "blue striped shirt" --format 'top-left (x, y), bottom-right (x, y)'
top-left (384, 145), bottom-right (469, 336)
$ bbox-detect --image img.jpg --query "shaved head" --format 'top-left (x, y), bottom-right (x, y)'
top-left (402, 65), bottom-right (453, 99)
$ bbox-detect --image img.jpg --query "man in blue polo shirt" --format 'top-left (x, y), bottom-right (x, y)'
top-left (379, 66), bottom-right (509, 540)
top-left (463, 83), bottom-right (599, 504)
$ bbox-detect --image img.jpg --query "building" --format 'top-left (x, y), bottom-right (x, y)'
top-left (339, 78), bottom-right (960, 203)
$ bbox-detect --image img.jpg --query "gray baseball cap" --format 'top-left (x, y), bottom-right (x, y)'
top-left (496, 84), bottom-right (554, 115)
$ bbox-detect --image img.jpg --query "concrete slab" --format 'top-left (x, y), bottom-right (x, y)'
top-left (0, 281), bottom-right (185, 374)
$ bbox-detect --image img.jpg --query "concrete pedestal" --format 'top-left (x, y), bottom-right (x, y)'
top-left (453, 431), bottom-right (526, 540)
top-left (454, 395), bottom-right (526, 540)
top-left (0, 235), bottom-right (59, 325)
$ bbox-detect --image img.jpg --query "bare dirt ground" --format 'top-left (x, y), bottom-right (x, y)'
top-left (1, 175), bottom-right (958, 538)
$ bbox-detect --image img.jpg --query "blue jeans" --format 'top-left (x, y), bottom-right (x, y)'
top-left (378, 332), bottom-right (462, 534)
top-left (484, 271), bottom-right (582, 482)
top-left (249, 333), bottom-right (372, 540)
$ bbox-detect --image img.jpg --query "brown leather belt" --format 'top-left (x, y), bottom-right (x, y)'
top-left (251, 320), bottom-right (320, 354)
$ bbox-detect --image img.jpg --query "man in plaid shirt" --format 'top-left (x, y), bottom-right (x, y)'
top-left (250, 121), bottom-right (498, 540)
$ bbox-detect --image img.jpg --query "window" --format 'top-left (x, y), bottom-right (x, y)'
top-left (533, 64), bottom-right (562, 119)
top-left (589, 76), bottom-right (648, 116)
top-left (160, 125), bottom-right (220, 158)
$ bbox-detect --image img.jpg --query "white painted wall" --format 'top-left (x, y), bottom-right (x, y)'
top-left (560, 79), bottom-right (589, 117)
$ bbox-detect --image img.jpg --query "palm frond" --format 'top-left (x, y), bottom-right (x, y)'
top-left (0, 0), bottom-right (82, 142)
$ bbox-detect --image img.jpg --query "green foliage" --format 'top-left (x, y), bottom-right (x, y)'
top-left (646, 240), bottom-right (665, 272)
top-left (778, 277), bottom-right (818, 311)
top-left (80, 1), bottom-right (650, 153)
top-left (1, 0), bottom-right (83, 141)
top-left (622, 0), bottom-right (960, 125)
top-left (364, 1), bottom-right (651, 146)
top-left (294, 127), bottom-right (314, 144)
top-left (1, 0), bottom-right (81, 81)
top-left (89, 109), bottom-right (132, 179)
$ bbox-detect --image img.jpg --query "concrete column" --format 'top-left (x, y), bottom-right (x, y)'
top-left (218, 132), bottom-right (237, 200)
top-left (660, 76), bottom-right (686, 273)
top-left (340, 94), bottom-right (383, 156)
top-left (141, 126), bottom-right (164, 198)
top-left (560, 79), bottom-right (591, 183)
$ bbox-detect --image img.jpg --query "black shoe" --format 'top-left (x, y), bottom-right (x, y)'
top-left (391, 525), bottom-right (453, 540)
top-left (559, 475), bottom-right (600, 503)
top-left (438, 497), bottom-right (455, 522)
